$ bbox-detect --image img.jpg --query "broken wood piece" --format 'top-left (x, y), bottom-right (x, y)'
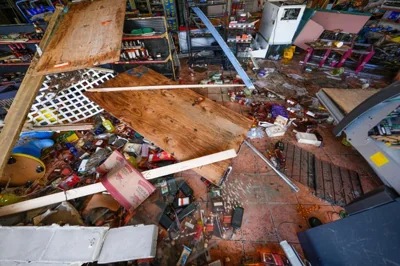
top-left (34, 0), bottom-right (126, 75)
top-left (0, 122), bottom-right (94, 132)
top-left (85, 66), bottom-right (253, 185)
top-left (0, 6), bottom-right (64, 178)
top-left (90, 67), bottom-right (115, 73)
top-left (0, 149), bottom-right (237, 217)
top-left (87, 83), bottom-right (245, 92)
top-left (322, 88), bottom-right (377, 114)
top-left (83, 194), bottom-right (120, 213)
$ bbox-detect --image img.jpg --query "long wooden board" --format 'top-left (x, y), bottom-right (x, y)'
top-left (0, 150), bottom-right (237, 217)
top-left (0, 6), bottom-right (64, 178)
top-left (34, 0), bottom-right (126, 75)
top-left (85, 66), bottom-right (253, 185)
top-left (322, 88), bottom-right (378, 114)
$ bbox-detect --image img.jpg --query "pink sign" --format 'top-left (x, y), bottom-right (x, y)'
top-left (97, 151), bottom-right (156, 211)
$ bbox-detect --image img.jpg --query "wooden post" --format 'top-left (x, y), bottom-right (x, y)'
top-left (0, 6), bottom-right (64, 177)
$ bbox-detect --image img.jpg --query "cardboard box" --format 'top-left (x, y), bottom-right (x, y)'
top-left (97, 150), bottom-right (156, 212)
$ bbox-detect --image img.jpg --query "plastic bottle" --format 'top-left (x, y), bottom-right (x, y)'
top-left (0, 193), bottom-right (21, 206)
top-left (100, 116), bottom-right (115, 132)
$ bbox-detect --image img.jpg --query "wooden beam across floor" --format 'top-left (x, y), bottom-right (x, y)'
top-left (0, 5), bottom-right (64, 177)
top-left (86, 84), bottom-right (246, 92)
top-left (0, 149), bottom-right (237, 217)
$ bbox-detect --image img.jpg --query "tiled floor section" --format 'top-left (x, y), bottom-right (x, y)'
top-left (151, 62), bottom-right (383, 264)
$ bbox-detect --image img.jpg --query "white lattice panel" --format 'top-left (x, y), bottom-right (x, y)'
top-left (27, 69), bottom-right (115, 126)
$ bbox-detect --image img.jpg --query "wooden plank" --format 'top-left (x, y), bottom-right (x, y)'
top-left (85, 66), bottom-right (253, 185)
top-left (299, 148), bottom-right (309, 186)
top-left (330, 164), bottom-right (346, 206)
top-left (321, 161), bottom-right (334, 204)
top-left (292, 145), bottom-right (302, 182)
top-left (322, 88), bottom-right (377, 114)
top-left (349, 170), bottom-right (363, 198)
top-left (34, 0), bottom-right (126, 75)
top-left (87, 84), bottom-right (246, 92)
top-left (0, 149), bottom-right (237, 217)
top-left (284, 143), bottom-right (295, 176)
top-left (0, 122), bottom-right (94, 132)
top-left (0, 6), bottom-right (64, 178)
top-left (307, 151), bottom-right (316, 190)
top-left (314, 159), bottom-right (325, 199)
top-left (340, 168), bottom-right (355, 204)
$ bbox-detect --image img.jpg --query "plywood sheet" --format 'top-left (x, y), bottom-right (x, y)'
top-left (323, 88), bottom-right (378, 114)
top-left (85, 66), bottom-right (253, 185)
top-left (294, 20), bottom-right (324, 51)
top-left (35, 0), bottom-right (126, 75)
top-left (312, 11), bottom-right (370, 34)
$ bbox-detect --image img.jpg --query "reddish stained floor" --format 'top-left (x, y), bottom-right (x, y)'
top-left (173, 94), bottom-right (381, 264)
top-left (166, 61), bottom-right (382, 264)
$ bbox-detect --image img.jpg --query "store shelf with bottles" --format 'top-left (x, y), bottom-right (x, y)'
top-left (183, 0), bottom-right (229, 64)
top-left (114, 16), bottom-right (178, 79)
top-left (0, 23), bottom-right (45, 67)
top-left (227, 11), bottom-right (257, 56)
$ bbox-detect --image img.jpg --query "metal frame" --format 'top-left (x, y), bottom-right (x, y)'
top-left (189, 4), bottom-right (255, 89)
top-left (303, 44), bottom-right (375, 74)
top-left (332, 81), bottom-right (400, 194)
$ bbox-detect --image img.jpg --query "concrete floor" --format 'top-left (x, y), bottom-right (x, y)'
top-left (172, 95), bottom-right (381, 264)
top-left (130, 58), bottom-right (383, 264)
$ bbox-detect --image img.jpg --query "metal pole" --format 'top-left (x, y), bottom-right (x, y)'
top-left (244, 139), bottom-right (300, 192)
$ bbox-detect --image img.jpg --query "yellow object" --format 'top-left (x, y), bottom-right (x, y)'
top-left (342, 137), bottom-right (352, 147)
top-left (2, 153), bottom-right (47, 186)
top-left (392, 36), bottom-right (400, 43)
top-left (333, 41), bottom-right (343, 48)
top-left (0, 193), bottom-right (21, 206)
top-left (127, 156), bottom-right (137, 168)
top-left (65, 132), bottom-right (79, 143)
top-left (34, 108), bottom-right (59, 123)
top-left (370, 152), bottom-right (389, 167)
top-left (283, 45), bottom-right (296, 60)
top-left (100, 115), bottom-right (115, 132)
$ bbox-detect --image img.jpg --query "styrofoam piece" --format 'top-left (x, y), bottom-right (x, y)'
top-left (27, 69), bottom-right (115, 126)
top-left (98, 225), bottom-right (158, 263)
top-left (280, 240), bottom-right (304, 266)
top-left (0, 225), bottom-right (107, 264)
top-left (265, 125), bottom-right (286, 137)
top-left (296, 132), bottom-right (321, 147)
top-left (0, 225), bottom-right (158, 265)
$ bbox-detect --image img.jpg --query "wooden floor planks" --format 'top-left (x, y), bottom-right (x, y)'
top-left (283, 143), bottom-right (365, 206)
top-left (34, 0), bottom-right (126, 75)
top-left (85, 66), bottom-right (253, 185)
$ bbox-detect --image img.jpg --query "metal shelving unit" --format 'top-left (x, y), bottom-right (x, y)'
top-left (183, 0), bottom-right (230, 66)
top-left (114, 17), bottom-right (179, 80)
top-left (133, 0), bottom-right (178, 30)
top-left (0, 23), bottom-right (44, 74)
